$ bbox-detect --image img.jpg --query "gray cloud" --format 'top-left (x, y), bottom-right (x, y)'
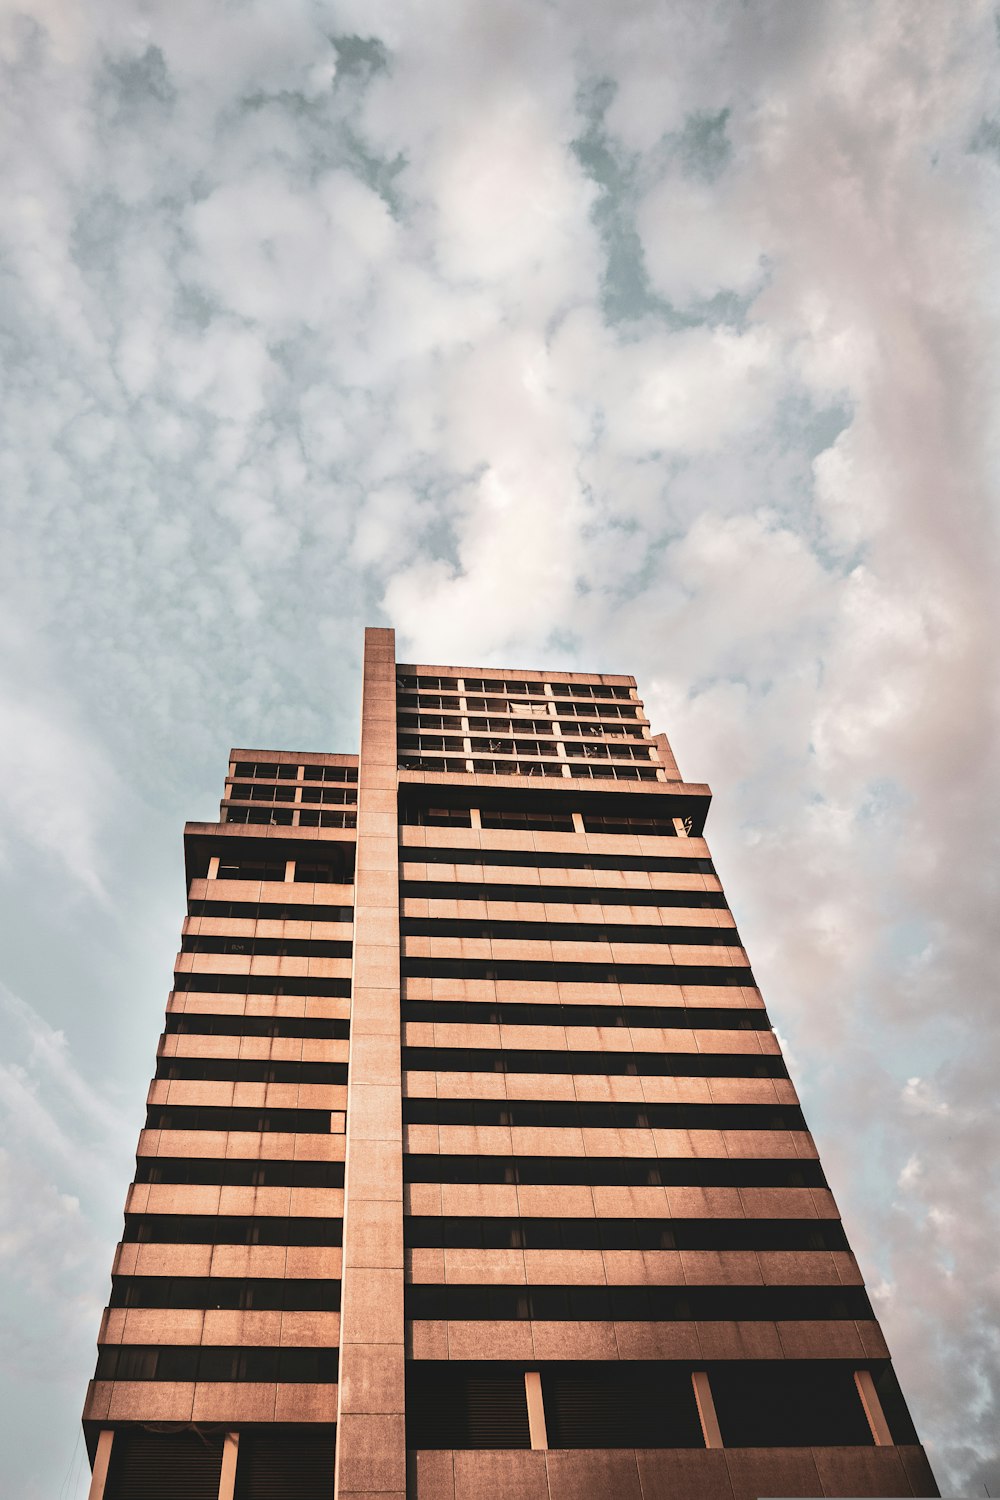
top-left (0, 1), bottom-right (997, 1493)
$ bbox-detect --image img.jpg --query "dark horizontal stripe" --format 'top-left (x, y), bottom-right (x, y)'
top-left (145, 1104), bottom-right (338, 1134)
top-left (94, 1344), bottom-right (338, 1384)
top-left (401, 918), bottom-right (741, 946)
top-left (405, 1284), bottom-right (872, 1322)
top-left (164, 1013), bottom-right (348, 1040)
top-left (409, 847), bottom-right (715, 875)
top-left (154, 1057), bottom-right (346, 1085)
top-left (402, 999), bottom-right (769, 1031)
top-left (402, 1098), bottom-right (803, 1130)
top-left (110, 1276), bottom-right (340, 1311)
top-left (122, 1214), bottom-right (342, 1246)
top-left (403, 1217), bottom-right (848, 1252)
top-left (402, 960), bottom-right (753, 987)
top-left (134, 1157), bottom-right (344, 1188)
top-left (403, 1046), bottom-right (784, 1078)
top-left (403, 1154), bottom-right (825, 1188)
top-left (188, 900), bottom-right (353, 922)
top-left (180, 936), bottom-right (351, 957)
top-left (173, 975), bottom-right (351, 997)
top-left (400, 880), bottom-right (727, 909)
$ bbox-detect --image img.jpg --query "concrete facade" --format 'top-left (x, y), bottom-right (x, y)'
top-left (82, 626), bottom-right (938, 1499)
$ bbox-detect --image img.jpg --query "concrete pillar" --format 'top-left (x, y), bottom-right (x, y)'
top-left (335, 626), bottom-right (406, 1500)
top-left (855, 1369), bottom-right (893, 1446)
top-left (207, 855), bottom-right (221, 880)
top-left (525, 1371), bottom-right (548, 1450)
top-left (691, 1370), bottom-right (723, 1449)
top-left (87, 1430), bottom-right (114, 1500)
top-left (217, 1431), bottom-right (239, 1500)
top-left (572, 811), bottom-right (585, 834)
top-left (469, 808), bottom-right (482, 830)
top-left (284, 860), bottom-right (296, 883)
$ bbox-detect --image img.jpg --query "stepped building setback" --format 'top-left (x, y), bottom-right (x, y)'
top-left (82, 626), bottom-right (938, 1499)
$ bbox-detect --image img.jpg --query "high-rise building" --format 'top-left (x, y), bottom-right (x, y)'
top-left (82, 626), bottom-right (937, 1500)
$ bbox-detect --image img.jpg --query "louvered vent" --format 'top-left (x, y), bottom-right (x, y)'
top-left (234, 1427), bottom-right (336, 1500)
top-left (406, 1366), bottom-right (530, 1448)
top-left (542, 1364), bottom-right (704, 1448)
top-left (105, 1430), bottom-right (223, 1500)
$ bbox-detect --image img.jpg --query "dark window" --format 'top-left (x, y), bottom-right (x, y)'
top-left (402, 1046), bottom-right (783, 1079)
top-left (180, 935), bottom-right (352, 958)
top-left (399, 805), bottom-right (473, 827)
top-left (235, 1429), bottom-right (337, 1500)
top-left (110, 1277), bottom-right (340, 1311)
top-left (155, 1057), bottom-right (345, 1085)
top-left (95, 1345), bottom-right (337, 1384)
top-left (543, 1364), bottom-right (703, 1448)
top-left (400, 879), bottom-right (726, 910)
top-left (188, 899), bottom-right (352, 921)
top-left (105, 1430), bottom-right (223, 1500)
top-left (405, 1284), bottom-right (870, 1322)
top-left (216, 861), bottom-right (286, 882)
top-left (134, 1158), bottom-right (344, 1188)
top-left (408, 847), bottom-right (715, 874)
top-left (400, 960), bottom-right (754, 990)
top-left (710, 1361), bottom-right (875, 1447)
top-left (399, 917), bottom-right (740, 947)
top-left (402, 1000), bottom-right (766, 1031)
top-left (173, 975), bottom-right (351, 998)
top-left (402, 1098), bottom-right (798, 1130)
top-left (145, 1104), bottom-right (337, 1134)
top-left (294, 863), bottom-right (349, 885)
top-left (164, 1013), bottom-right (348, 1040)
top-left (584, 814), bottom-right (677, 836)
top-left (403, 1217), bottom-right (848, 1252)
top-left (406, 1365), bottom-right (530, 1449)
top-left (122, 1214), bottom-right (342, 1246)
top-left (479, 810), bottom-right (575, 832)
top-left (302, 765), bottom-right (358, 781)
top-left (402, 1155), bottom-right (823, 1189)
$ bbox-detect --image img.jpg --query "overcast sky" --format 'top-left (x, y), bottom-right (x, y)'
top-left (1, 2), bottom-right (998, 1496)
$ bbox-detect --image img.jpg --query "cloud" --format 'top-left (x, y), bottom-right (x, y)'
top-left (0, 0), bottom-right (997, 1494)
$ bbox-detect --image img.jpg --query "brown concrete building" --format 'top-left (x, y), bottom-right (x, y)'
top-left (83, 626), bottom-right (938, 1499)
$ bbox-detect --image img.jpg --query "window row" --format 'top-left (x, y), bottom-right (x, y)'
top-left (403, 1215), bottom-right (846, 1252)
top-left (145, 1104), bottom-right (338, 1134)
top-left (104, 1429), bottom-right (335, 1500)
top-left (228, 784), bottom-right (357, 806)
top-left (233, 761), bottom-right (357, 782)
top-left (405, 1283), bottom-right (871, 1323)
top-left (225, 809), bottom-right (357, 829)
top-left (401, 960), bottom-right (754, 990)
top-left (211, 861), bottom-right (352, 885)
top-left (405, 1360), bottom-right (912, 1450)
top-left (188, 899), bottom-right (352, 922)
top-left (412, 847), bottom-right (713, 874)
top-left (174, 975), bottom-right (351, 998)
top-left (400, 880), bottom-right (724, 909)
top-left (402, 1098), bottom-right (799, 1131)
top-left (122, 1214), bottom-right (342, 1246)
top-left (400, 917), bottom-right (741, 946)
top-left (94, 1344), bottom-right (337, 1384)
top-left (164, 1013), bottom-right (348, 1040)
top-left (109, 1276), bottom-right (340, 1311)
top-left (134, 1156), bottom-right (344, 1188)
top-left (401, 1045), bottom-right (782, 1078)
top-left (402, 1154), bottom-right (824, 1188)
top-left (181, 936), bottom-right (351, 958)
top-left (154, 1057), bottom-right (346, 1085)
top-left (396, 677), bottom-right (634, 702)
top-left (402, 999), bottom-right (766, 1030)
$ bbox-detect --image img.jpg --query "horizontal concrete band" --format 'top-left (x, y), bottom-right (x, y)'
top-left (407, 1444), bottom-right (936, 1500)
top-left (407, 1319), bottom-right (890, 1362)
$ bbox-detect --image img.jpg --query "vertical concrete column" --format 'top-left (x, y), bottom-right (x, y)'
top-left (217, 1431), bottom-right (240, 1499)
top-left (855, 1369), bottom-right (893, 1445)
top-left (525, 1371), bottom-right (548, 1450)
top-left (691, 1370), bottom-right (723, 1448)
top-left (335, 627), bottom-right (406, 1500)
top-left (207, 855), bottom-right (221, 880)
top-left (86, 1430), bottom-right (114, 1500)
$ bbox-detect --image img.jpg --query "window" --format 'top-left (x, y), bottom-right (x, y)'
top-left (402, 1000), bottom-right (765, 1031)
top-left (543, 1365), bottom-right (702, 1449)
top-left (399, 805), bottom-right (473, 827)
top-left (478, 809), bottom-right (575, 833)
top-left (235, 1430), bottom-right (336, 1500)
top-left (400, 958), bottom-right (754, 991)
top-left (134, 1156), bottom-right (344, 1187)
top-left (410, 847), bottom-right (715, 874)
top-left (403, 1154), bottom-right (823, 1189)
top-left (402, 1043), bottom-right (783, 1078)
top-left (110, 1277), bottom-right (340, 1311)
top-left (403, 1216), bottom-right (846, 1252)
top-left (123, 1214), bottom-right (343, 1246)
top-left (95, 1345), bottom-right (337, 1384)
top-left (145, 1103), bottom-right (338, 1134)
top-left (710, 1362), bottom-right (877, 1447)
top-left (164, 1013), bottom-right (347, 1040)
top-left (406, 1365), bottom-right (530, 1449)
top-left (155, 1057), bottom-right (345, 1086)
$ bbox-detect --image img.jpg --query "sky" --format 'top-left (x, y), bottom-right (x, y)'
top-left (0, 1), bottom-right (998, 1495)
